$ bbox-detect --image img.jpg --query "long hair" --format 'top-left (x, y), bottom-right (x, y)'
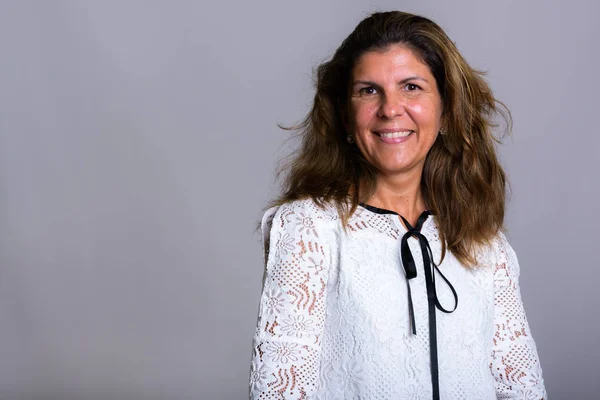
top-left (273, 11), bottom-right (511, 267)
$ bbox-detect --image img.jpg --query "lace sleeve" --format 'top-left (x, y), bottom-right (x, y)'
top-left (249, 200), bottom-right (334, 399)
top-left (491, 233), bottom-right (547, 399)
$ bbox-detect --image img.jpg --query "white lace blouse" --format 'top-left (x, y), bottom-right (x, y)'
top-left (249, 198), bottom-right (546, 399)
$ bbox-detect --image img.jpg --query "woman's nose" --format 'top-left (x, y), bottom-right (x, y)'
top-left (377, 93), bottom-right (405, 119)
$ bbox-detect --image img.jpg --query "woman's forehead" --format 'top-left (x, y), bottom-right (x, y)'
top-left (352, 45), bottom-right (434, 81)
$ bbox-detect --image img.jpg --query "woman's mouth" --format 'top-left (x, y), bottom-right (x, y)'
top-left (375, 130), bottom-right (414, 143)
top-left (377, 130), bottom-right (413, 138)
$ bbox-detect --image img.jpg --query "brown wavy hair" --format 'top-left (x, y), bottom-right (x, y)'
top-left (273, 11), bottom-right (511, 267)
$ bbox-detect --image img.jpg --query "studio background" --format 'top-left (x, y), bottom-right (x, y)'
top-left (1, 0), bottom-right (598, 399)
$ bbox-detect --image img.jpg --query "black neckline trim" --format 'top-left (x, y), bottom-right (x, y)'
top-left (359, 202), bottom-right (433, 217)
top-left (359, 202), bottom-right (399, 215)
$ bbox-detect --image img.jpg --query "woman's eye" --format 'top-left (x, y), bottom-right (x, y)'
top-left (359, 87), bottom-right (377, 95)
top-left (405, 83), bottom-right (420, 91)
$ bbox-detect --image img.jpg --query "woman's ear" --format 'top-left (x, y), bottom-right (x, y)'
top-left (438, 111), bottom-right (447, 134)
top-left (338, 98), bottom-right (351, 132)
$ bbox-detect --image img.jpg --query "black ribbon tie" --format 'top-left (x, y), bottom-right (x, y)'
top-left (359, 204), bottom-right (459, 400)
top-left (400, 211), bottom-right (458, 400)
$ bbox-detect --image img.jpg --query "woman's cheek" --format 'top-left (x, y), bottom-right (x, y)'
top-left (359, 102), bottom-right (379, 120)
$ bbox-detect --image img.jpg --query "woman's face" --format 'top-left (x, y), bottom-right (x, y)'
top-left (347, 44), bottom-right (443, 178)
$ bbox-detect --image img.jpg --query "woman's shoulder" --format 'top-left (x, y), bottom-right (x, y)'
top-left (472, 229), bottom-right (518, 271)
top-left (260, 198), bottom-right (341, 261)
top-left (262, 197), bottom-right (339, 229)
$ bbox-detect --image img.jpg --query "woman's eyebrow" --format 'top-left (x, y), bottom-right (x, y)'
top-left (398, 76), bottom-right (429, 84)
top-left (352, 80), bottom-right (381, 88)
top-left (352, 76), bottom-right (429, 87)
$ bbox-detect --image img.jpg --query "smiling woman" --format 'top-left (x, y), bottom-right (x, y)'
top-left (348, 44), bottom-right (443, 182)
top-left (249, 11), bottom-right (546, 399)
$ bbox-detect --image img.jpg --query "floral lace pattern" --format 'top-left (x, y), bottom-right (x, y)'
top-left (250, 199), bottom-right (546, 399)
top-left (491, 234), bottom-right (547, 398)
top-left (250, 200), bottom-right (338, 399)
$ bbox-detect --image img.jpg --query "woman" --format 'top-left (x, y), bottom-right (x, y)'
top-left (249, 11), bottom-right (546, 399)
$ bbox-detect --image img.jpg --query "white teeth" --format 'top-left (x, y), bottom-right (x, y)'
top-left (379, 131), bottom-right (412, 138)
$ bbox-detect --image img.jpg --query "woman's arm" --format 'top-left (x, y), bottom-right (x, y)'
top-left (491, 233), bottom-right (547, 399)
top-left (249, 200), bottom-right (335, 399)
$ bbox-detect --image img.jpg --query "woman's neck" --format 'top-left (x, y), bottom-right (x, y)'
top-left (364, 173), bottom-right (427, 227)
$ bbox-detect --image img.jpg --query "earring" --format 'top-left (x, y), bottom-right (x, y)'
top-left (346, 134), bottom-right (354, 144)
top-left (439, 127), bottom-right (446, 135)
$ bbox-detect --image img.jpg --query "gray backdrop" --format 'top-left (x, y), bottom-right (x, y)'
top-left (1, 0), bottom-right (598, 399)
